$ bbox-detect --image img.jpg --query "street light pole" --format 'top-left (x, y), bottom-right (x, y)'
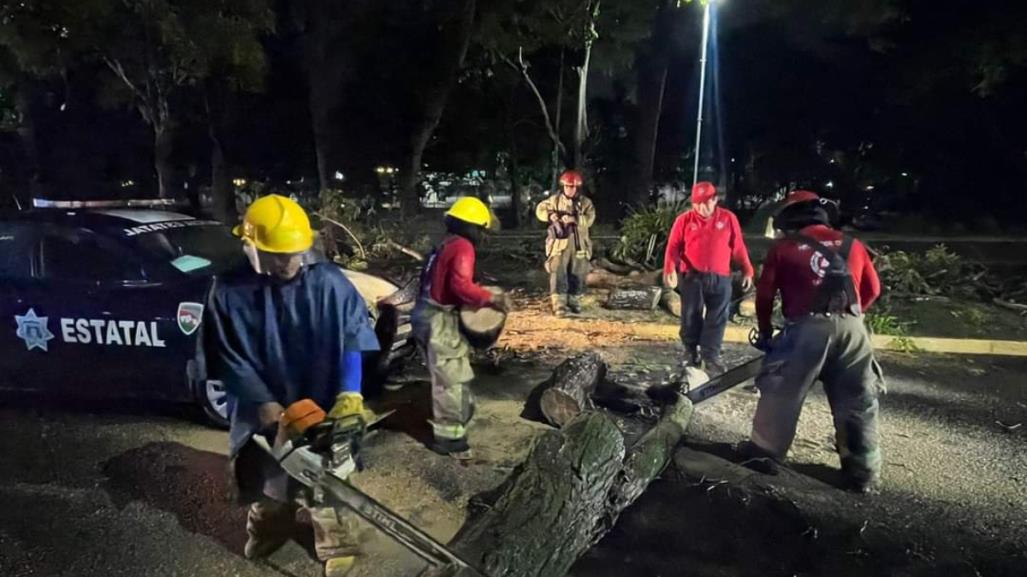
top-left (692, 0), bottom-right (712, 186)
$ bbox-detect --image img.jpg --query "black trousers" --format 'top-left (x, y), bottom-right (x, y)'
top-left (678, 272), bottom-right (732, 361)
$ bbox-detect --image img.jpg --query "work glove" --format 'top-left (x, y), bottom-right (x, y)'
top-left (328, 392), bottom-right (366, 421)
top-left (327, 392), bottom-right (380, 431)
top-left (490, 292), bottom-right (514, 314)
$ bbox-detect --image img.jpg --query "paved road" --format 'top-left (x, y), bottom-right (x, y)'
top-left (1, 350), bottom-right (1025, 577)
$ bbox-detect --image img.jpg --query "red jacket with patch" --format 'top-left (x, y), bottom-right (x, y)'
top-left (756, 224), bottom-right (881, 333)
top-left (427, 236), bottom-right (493, 308)
top-left (663, 207), bottom-right (754, 278)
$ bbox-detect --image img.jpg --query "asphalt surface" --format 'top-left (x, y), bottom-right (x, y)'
top-left (1, 349), bottom-right (1025, 577)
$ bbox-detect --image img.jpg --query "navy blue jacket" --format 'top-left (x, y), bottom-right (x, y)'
top-left (207, 262), bottom-right (379, 454)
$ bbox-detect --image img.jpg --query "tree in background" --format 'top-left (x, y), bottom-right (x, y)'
top-left (396, 0), bottom-right (477, 219)
top-left (0, 0), bottom-right (272, 216)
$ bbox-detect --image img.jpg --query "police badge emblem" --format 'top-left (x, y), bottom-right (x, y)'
top-left (177, 302), bottom-right (204, 336)
top-left (15, 308), bottom-right (55, 352)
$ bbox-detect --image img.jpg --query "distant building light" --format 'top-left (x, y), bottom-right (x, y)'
top-left (866, 185), bottom-right (875, 191)
top-left (829, 159), bottom-right (836, 164)
top-left (120, 180), bottom-right (135, 187)
top-left (334, 171), bottom-right (345, 181)
top-left (825, 181), bottom-right (834, 189)
top-left (901, 172), bottom-right (909, 177)
top-left (376, 166), bottom-right (386, 174)
top-left (730, 157), bottom-right (736, 163)
top-left (232, 178), bottom-right (247, 187)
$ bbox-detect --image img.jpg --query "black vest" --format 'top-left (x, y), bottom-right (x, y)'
top-left (789, 233), bottom-right (862, 316)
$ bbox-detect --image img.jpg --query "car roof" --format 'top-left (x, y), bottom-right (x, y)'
top-left (2, 208), bottom-right (212, 234)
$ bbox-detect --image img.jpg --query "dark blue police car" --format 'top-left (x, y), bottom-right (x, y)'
top-left (0, 199), bottom-right (414, 427)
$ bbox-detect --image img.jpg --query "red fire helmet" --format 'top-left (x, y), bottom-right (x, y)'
top-left (559, 170), bottom-right (584, 187)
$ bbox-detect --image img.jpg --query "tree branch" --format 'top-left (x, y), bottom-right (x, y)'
top-left (103, 56), bottom-right (144, 103)
top-left (502, 48), bottom-right (566, 156)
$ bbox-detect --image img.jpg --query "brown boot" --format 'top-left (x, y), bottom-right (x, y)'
top-left (567, 295), bottom-right (582, 314)
top-left (244, 501), bottom-right (296, 559)
top-left (550, 294), bottom-right (567, 317)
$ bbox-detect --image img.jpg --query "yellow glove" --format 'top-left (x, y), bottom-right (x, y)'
top-left (328, 392), bottom-right (364, 421)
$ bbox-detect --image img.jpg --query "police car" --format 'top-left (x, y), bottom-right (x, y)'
top-left (0, 199), bottom-right (414, 427)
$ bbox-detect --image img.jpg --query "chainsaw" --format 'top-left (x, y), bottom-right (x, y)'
top-left (643, 327), bottom-right (774, 407)
top-left (252, 404), bottom-right (486, 577)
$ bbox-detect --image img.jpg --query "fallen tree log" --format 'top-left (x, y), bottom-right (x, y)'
top-left (994, 298), bottom-right (1027, 314)
top-left (432, 397), bottom-right (693, 577)
top-left (593, 257), bottom-right (635, 275)
top-left (536, 352), bottom-right (606, 428)
top-left (605, 286), bottom-right (662, 310)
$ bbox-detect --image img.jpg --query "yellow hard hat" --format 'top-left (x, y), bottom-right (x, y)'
top-left (233, 194), bottom-right (315, 254)
top-left (445, 196), bottom-right (492, 228)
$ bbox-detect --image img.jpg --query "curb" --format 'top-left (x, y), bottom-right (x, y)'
top-left (505, 316), bottom-right (1027, 358)
top-left (725, 326), bottom-right (1027, 357)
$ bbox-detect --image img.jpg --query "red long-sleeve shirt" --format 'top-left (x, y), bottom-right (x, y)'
top-left (427, 236), bottom-right (493, 308)
top-left (756, 224), bottom-right (881, 332)
top-left (663, 207), bottom-right (754, 278)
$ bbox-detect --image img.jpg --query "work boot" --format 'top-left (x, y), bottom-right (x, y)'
top-left (737, 441), bottom-right (781, 475)
top-left (431, 437), bottom-right (474, 461)
top-left (324, 556), bottom-right (357, 577)
top-left (550, 295), bottom-right (568, 317)
top-left (244, 535), bottom-right (289, 560)
top-left (567, 295), bottom-right (583, 314)
top-left (703, 357), bottom-right (727, 377)
top-left (681, 347), bottom-right (701, 368)
top-left (845, 476), bottom-right (882, 495)
top-left (841, 458), bottom-right (882, 495)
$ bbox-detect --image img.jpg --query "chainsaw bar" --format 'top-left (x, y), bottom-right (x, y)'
top-left (684, 355), bottom-right (764, 405)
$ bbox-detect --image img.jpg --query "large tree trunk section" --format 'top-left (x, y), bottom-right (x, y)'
top-left (153, 123), bottom-right (175, 199)
top-left (629, 0), bottom-right (674, 206)
top-left (573, 2), bottom-right (600, 170)
top-left (508, 142), bottom-right (523, 228)
top-left (12, 81), bottom-right (41, 198)
top-left (605, 286), bottom-right (661, 310)
top-left (300, 0), bottom-right (350, 193)
top-left (399, 0), bottom-right (476, 219)
top-left (537, 352), bottom-right (606, 428)
top-left (204, 83), bottom-right (235, 223)
top-left (437, 398), bottom-right (693, 577)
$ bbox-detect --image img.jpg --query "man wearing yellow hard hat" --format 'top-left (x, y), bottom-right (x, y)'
top-left (412, 196), bottom-right (512, 460)
top-left (206, 194), bottom-right (380, 576)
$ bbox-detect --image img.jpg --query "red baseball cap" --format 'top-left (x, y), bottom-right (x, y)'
top-left (784, 190), bottom-right (819, 205)
top-left (691, 181), bottom-right (717, 204)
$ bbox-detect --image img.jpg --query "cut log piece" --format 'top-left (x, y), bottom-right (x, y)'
top-left (537, 352), bottom-right (606, 428)
top-left (660, 287), bottom-right (681, 317)
top-left (459, 287), bottom-right (507, 349)
top-left (436, 397), bottom-right (693, 577)
top-left (605, 286), bottom-right (662, 310)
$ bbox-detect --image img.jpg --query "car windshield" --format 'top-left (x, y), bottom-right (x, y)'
top-left (133, 223), bottom-right (247, 275)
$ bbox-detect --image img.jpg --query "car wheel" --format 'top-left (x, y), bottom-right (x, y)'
top-left (198, 379), bottom-right (230, 428)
